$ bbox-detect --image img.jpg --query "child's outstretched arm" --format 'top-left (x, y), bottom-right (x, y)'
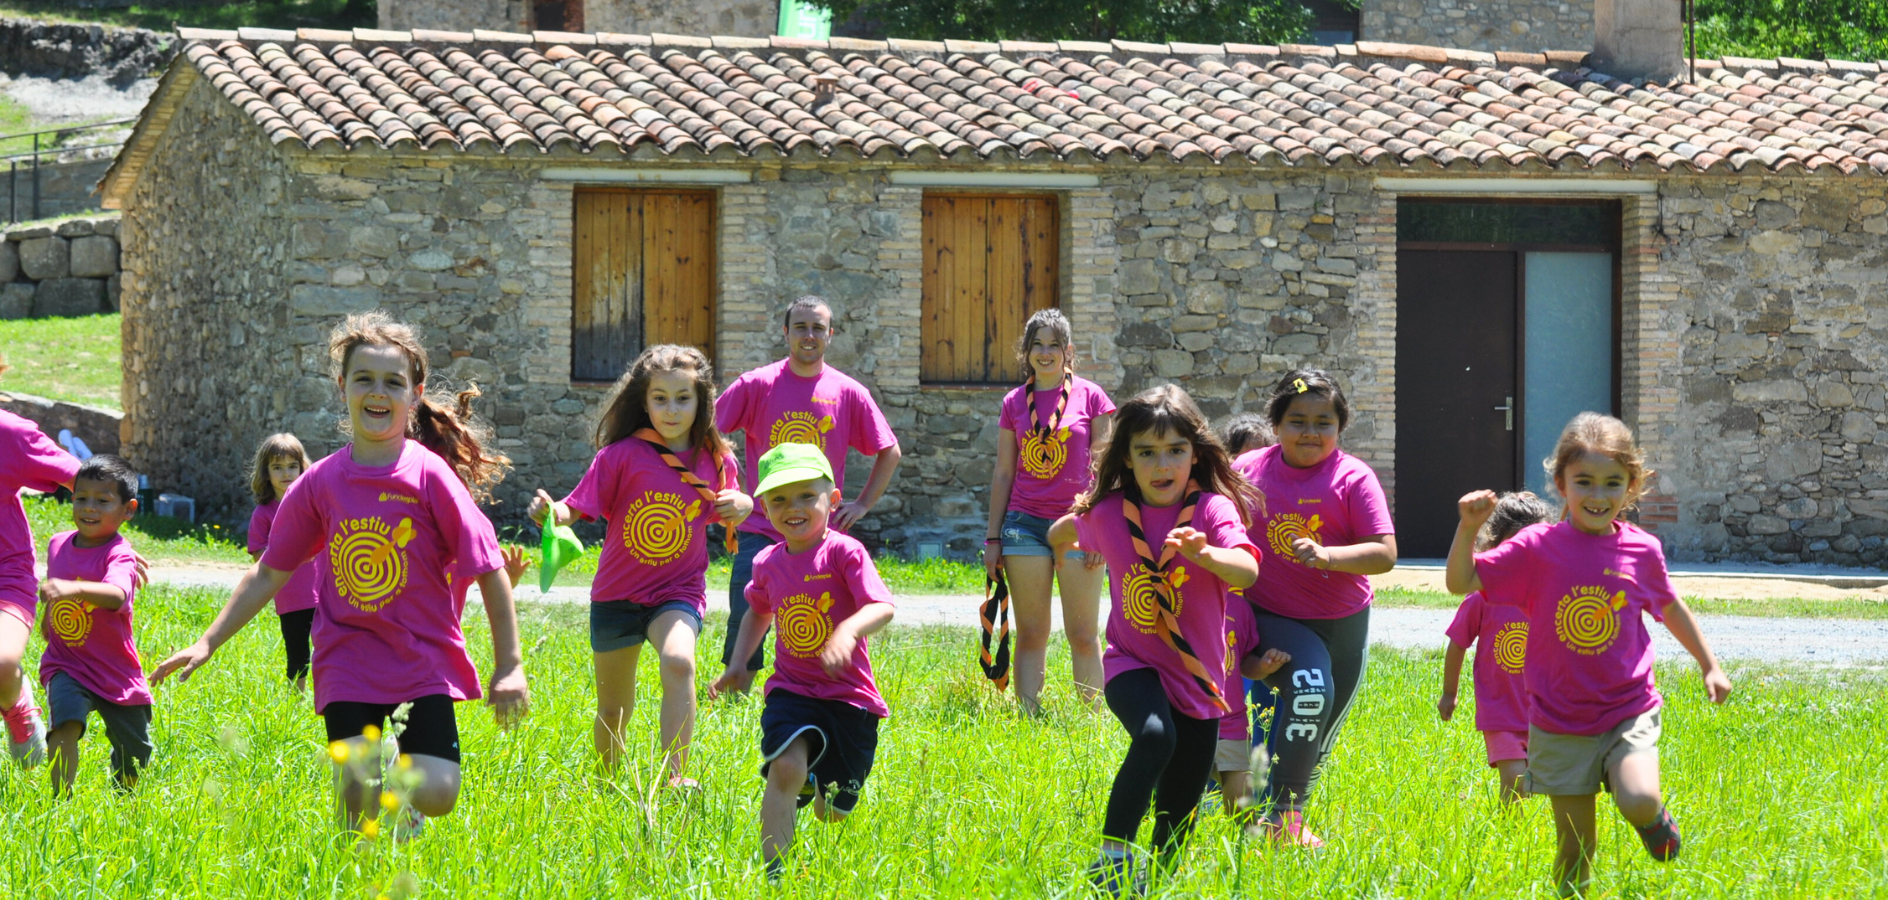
top-left (476, 568), bottom-right (530, 728)
top-left (527, 489), bottom-right (579, 528)
top-left (38, 579), bottom-right (128, 611)
top-left (1437, 642), bottom-right (1466, 721)
top-left (709, 609), bottom-right (774, 699)
top-left (819, 602), bottom-right (894, 676)
top-left (1289, 534), bottom-right (1397, 576)
top-left (1660, 600), bottom-right (1732, 704)
top-left (1167, 527), bottom-right (1260, 589)
top-left (152, 563), bottom-right (291, 684)
top-left (1445, 491), bottom-right (1497, 595)
top-left (1047, 514), bottom-right (1104, 572)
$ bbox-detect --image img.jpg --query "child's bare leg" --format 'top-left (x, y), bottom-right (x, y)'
top-left (647, 612), bottom-right (698, 783)
top-left (332, 735), bottom-right (381, 830)
top-left (0, 615), bottom-right (28, 710)
top-left (1609, 752), bottom-right (1662, 827)
top-left (761, 737), bottom-right (812, 868)
top-left (593, 645), bottom-right (640, 773)
top-left (1219, 769), bottom-right (1249, 816)
top-left (1549, 793), bottom-right (1598, 897)
top-left (1056, 559), bottom-right (1106, 706)
top-left (1495, 760), bottom-right (1529, 805)
top-left (396, 753), bottom-right (461, 817)
top-left (46, 720), bottom-right (80, 796)
top-left (1006, 556), bottom-right (1054, 714)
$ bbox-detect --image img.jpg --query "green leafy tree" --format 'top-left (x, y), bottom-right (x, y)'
top-left (1692, 0), bottom-right (1888, 61)
top-left (807, 0), bottom-right (1318, 45)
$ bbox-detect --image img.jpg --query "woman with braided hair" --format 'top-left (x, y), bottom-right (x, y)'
top-left (982, 309), bottom-right (1115, 713)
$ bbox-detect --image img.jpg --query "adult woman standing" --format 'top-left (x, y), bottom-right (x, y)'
top-left (982, 309), bottom-right (1115, 714)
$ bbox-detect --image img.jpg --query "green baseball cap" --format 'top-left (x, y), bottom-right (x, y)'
top-left (754, 442), bottom-right (834, 496)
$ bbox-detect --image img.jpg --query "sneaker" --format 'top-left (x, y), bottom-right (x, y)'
top-left (1248, 809), bottom-right (1325, 850)
top-left (1087, 853), bottom-right (1144, 898)
top-left (4, 698), bottom-right (46, 770)
top-left (389, 805), bottom-right (426, 843)
top-left (1635, 808), bottom-right (1681, 862)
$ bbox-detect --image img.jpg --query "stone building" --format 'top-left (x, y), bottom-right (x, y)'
top-left (101, 15), bottom-right (1888, 567)
top-left (379, 0), bottom-right (792, 41)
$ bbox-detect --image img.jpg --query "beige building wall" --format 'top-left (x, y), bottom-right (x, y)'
top-left (1362, 0), bottom-right (1594, 53)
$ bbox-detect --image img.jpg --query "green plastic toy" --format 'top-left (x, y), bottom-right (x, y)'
top-left (539, 522), bottom-right (584, 594)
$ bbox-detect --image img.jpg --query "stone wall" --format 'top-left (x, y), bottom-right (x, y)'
top-left (0, 158), bottom-right (117, 224)
top-left (1362, 0), bottom-right (1592, 53)
top-left (0, 17), bottom-right (172, 84)
top-left (584, 0), bottom-right (778, 39)
top-left (379, 0), bottom-right (533, 35)
top-left (0, 213), bottom-right (121, 318)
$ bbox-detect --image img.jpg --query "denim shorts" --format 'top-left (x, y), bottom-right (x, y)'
top-left (998, 510), bottom-right (1083, 559)
top-left (590, 599), bottom-right (702, 653)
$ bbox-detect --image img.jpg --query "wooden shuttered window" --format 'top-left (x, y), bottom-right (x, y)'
top-left (920, 193), bottom-right (1060, 384)
top-left (571, 188), bottom-right (716, 382)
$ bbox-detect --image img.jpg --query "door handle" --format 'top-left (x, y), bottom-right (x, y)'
top-left (1494, 396), bottom-right (1513, 431)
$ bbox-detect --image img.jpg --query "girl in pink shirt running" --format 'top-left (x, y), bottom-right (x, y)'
top-left (0, 383), bottom-right (77, 769)
top-left (528, 344), bottom-right (752, 790)
top-left (245, 433), bottom-right (320, 691)
top-left (1448, 413), bottom-right (1731, 898)
top-left (156, 311), bottom-right (529, 838)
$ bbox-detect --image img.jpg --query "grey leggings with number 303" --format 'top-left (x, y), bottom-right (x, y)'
top-left (1251, 606), bottom-right (1371, 812)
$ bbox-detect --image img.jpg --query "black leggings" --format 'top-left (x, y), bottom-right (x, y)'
top-left (1102, 668), bottom-right (1218, 854)
top-left (279, 608), bottom-right (314, 682)
top-left (1253, 606), bottom-right (1370, 812)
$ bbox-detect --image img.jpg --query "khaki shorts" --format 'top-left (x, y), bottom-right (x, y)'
top-left (1215, 738), bottom-right (1263, 773)
top-left (1526, 709), bottom-right (1661, 797)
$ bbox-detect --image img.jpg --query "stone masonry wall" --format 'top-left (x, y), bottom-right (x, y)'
top-left (583, 0), bottom-right (779, 40)
top-left (379, 0), bottom-right (533, 35)
top-left (1362, 0), bottom-right (1593, 54)
top-left (0, 212), bottom-right (121, 318)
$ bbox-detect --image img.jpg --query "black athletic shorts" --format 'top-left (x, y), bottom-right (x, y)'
top-left (322, 694), bottom-right (461, 764)
top-left (759, 688), bottom-right (881, 815)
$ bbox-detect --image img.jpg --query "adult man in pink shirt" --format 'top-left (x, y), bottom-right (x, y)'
top-left (715, 296), bottom-right (902, 694)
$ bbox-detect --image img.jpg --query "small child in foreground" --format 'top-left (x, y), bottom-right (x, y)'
top-left (1447, 413), bottom-right (1731, 898)
top-left (38, 455), bottom-right (151, 794)
top-left (1214, 594), bottom-right (1288, 818)
top-left (710, 443), bottom-right (894, 881)
top-left (1438, 490), bottom-right (1551, 805)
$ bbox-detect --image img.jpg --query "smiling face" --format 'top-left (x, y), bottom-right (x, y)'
top-left (267, 456), bottom-right (304, 499)
top-left (784, 304), bottom-right (833, 369)
top-left (1128, 426), bottom-right (1196, 508)
top-left (761, 477), bottom-right (840, 549)
top-left (1275, 394), bottom-right (1341, 469)
top-left (1027, 332), bottom-right (1070, 381)
top-left (70, 477), bottom-right (134, 545)
top-left (1556, 450), bottom-right (1636, 535)
top-left (645, 368), bottom-right (700, 448)
top-left (342, 342), bottom-right (422, 450)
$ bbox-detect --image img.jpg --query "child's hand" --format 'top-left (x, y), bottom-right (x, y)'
top-left (37, 578), bottom-right (76, 603)
top-left (714, 489), bottom-right (752, 526)
top-left (527, 489), bottom-right (556, 526)
top-left (1458, 490), bottom-right (1498, 528)
top-left (487, 664), bottom-right (530, 729)
top-left (131, 552), bottom-right (152, 589)
top-left (819, 627), bottom-right (858, 676)
top-left (152, 641), bottom-right (215, 685)
top-left (1081, 550), bottom-right (1104, 571)
top-left (1702, 667), bottom-right (1732, 704)
top-left (1165, 527), bottom-right (1209, 561)
top-left (1243, 647), bottom-right (1291, 680)
top-left (707, 667), bottom-right (742, 700)
top-left (983, 542), bottom-right (1003, 580)
top-left (501, 545), bottom-right (530, 588)
top-left (1437, 690), bottom-right (1457, 721)
top-left (1290, 537), bottom-right (1329, 570)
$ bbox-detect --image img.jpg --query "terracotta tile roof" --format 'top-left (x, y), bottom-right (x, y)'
top-left (132, 27), bottom-right (1888, 177)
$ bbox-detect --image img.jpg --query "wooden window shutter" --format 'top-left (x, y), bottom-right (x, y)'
top-left (921, 193), bottom-right (1059, 384)
top-left (572, 188), bottom-right (716, 381)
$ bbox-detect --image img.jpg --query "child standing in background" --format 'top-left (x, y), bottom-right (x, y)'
top-left (0, 387), bottom-right (77, 769)
top-left (1438, 491), bottom-right (1552, 804)
top-left (710, 443), bottom-right (893, 881)
top-left (39, 455), bottom-right (151, 794)
top-left (1448, 413), bottom-right (1731, 897)
top-left (1216, 412), bottom-right (1276, 458)
top-left (246, 434), bottom-right (320, 691)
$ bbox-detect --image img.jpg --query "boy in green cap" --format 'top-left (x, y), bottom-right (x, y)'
top-left (709, 442), bottom-right (895, 881)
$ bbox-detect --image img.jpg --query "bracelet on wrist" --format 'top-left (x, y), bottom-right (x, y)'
top-left (985, 538), bottom-right (1002, 544)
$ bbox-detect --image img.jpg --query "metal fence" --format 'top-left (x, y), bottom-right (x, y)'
top-left (1, 118), bottom-right (134, 224)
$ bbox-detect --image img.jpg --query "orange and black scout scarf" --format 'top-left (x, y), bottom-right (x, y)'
top-left (979, 568), bottom-right (1013, 691)
top-left (1122, 481), bottom-right (1230, 713)
top-left (632, 428), bottom-right (739, 554)
top-left (1025, 366), bottom-right (1074, 436)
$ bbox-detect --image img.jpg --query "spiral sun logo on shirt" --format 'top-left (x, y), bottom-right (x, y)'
top-left (1123, 565), bottom-right (1188, 634)
top-left (333, 516), bottom-right (415, 613)
top-left (777, 592), bottom-right (836, 657)
top-left (1555, 586), bottom-right (1626, 655)
top-left (1266, 512), bottom-right (1323, 561)
top-left (1493, 620), bottom-right (1528, 674)
top-left (770, 411), bottom-right (834, 451)
top-left (47, 596), bottom-right (92, 646)
top-left (623, 491), bottom-right (700, 566)
top-left (1019, 427), bottom-right (1071, 479)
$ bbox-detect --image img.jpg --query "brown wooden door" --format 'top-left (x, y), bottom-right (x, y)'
top-left (920, 193), bottom-right (1058, 384)
top-left (572, 188), bottom-right (715, 381)
top-left (1395, 250), bottom-right (1519, 557)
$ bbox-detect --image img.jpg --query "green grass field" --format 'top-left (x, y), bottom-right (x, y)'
top-left (0, 313), bottom-right (122, 410)
top-left (0, 583), bottom-right (1881, 898)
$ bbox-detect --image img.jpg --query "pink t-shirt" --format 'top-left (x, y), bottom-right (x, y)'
top-left (563, 439), bottom-right (739, 611)
top-left (261, 440), bottom-right (503, 713)
top-left (1474, 521), bottom-right (1677, 736)
top-left (1444, 590), bottom-right (1530, 734)
top-left (249, 500), bottom-right (320, 615)
top-left (1236, 446), bottom-right (1394, 621)
top-left (716, 360), bottom-right (898, 542)
top-left (0, 411), bottom-right (79, 620)
top-left (744, 530), bottom-right (893, 717)
top-left (1219, 593), bottom-right (1264, 741)
top-left (39, 531), bottom-right (148, 706)
top-left (997, 376), bottom-right (1115, 519)
top-left (1074, 491), bottom-right (1259, 721)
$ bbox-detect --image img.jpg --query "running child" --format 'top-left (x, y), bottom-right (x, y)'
top-left (1215, 409), bottom-right (1278, 757)
top-left (1213, 595), bottom-right (1289, 818)
top-left (0, 384), bottom-right (76, 768)
top-left (1447, 412), bottom-right (1731, 897)
top-left (708, 443), bottom-right (893, 881)
top-left (1233, 369), bottom-right (1397, 848)
top-left (983, 308), bottom-right (1114, 712)
top-left (1046, 384), bottom-right (1264, 893)
top-left (246, 433), bottom-right (320, 690)
top-left (155, 311), bottom-right (529, 837)
top-left (1438, 490), bottom-right (1551, 804)
top-left (528, 344), bottom-right (751, 789)
top-left (39, 455), bottom-right (149, 794)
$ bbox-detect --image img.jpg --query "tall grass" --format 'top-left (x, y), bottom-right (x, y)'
top-left (0, 583), bottom-right (1880, 897)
